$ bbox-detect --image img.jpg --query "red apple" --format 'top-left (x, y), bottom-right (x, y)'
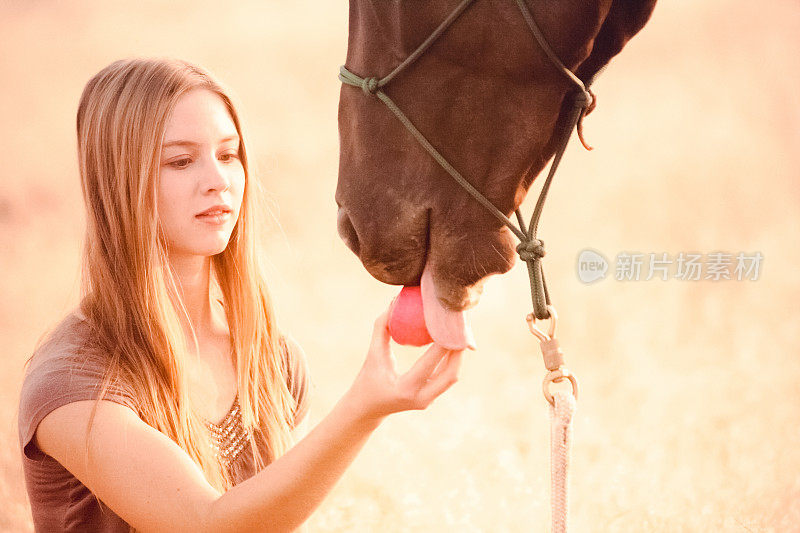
top-left (388, 286), bottom-right (433, 346)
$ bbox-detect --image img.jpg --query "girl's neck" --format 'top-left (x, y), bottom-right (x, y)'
top-left (167, 252), bottom-right (215, 340)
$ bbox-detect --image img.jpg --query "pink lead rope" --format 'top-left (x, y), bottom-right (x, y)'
top-left (528, 305), bottom-right (578, 532)
top-left (550, 392), bottom-right (577, 533)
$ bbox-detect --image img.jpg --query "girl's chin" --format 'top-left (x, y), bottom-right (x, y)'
top-left (168, 238), bottom-right (232, 259)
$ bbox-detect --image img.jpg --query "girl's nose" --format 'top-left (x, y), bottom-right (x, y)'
top-left (204, 159), bottom-right (231, 192)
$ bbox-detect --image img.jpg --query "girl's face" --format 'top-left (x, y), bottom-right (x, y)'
top-left (157, 88), bottom-right (245, 260)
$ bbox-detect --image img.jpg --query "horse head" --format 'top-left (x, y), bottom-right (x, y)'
top-left (336, 0), bottom-right (656, 333)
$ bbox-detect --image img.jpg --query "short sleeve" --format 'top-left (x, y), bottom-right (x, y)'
top-left (18, 350), bottom-right (139, 461)
top-left (280, 335), bottom-right (311, 429)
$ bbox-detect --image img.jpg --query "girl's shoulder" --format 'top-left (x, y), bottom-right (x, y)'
top-left (25, 309), bottom-right (90, 366)
top-left (18, 309), bottom-right (138, 461)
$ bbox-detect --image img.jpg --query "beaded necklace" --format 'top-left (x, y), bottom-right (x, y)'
top-left (204, 394), bottom-right (249, 467)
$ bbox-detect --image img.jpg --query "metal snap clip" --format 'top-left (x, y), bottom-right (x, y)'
top-left (542, 368), bottom-right (579, 407)
top-left (526, 304), bottom-right (557, 341)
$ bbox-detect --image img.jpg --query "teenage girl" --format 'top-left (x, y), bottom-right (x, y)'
top-left (17, 57), bottom-right (463, 532)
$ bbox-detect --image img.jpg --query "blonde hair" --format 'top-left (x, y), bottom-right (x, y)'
top-left (74, 57), bottom-right (296, 491)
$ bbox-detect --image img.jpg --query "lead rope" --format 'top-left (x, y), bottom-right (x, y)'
top-left (551, 391), bottom-right (577, 533)
top-left (528, 306), bottom-right (578, 532)
top-left (339, 1), bottom-right (586, 530)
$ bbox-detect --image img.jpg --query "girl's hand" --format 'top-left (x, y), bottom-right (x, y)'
top-left (344, 306), bottom-right (464, 424)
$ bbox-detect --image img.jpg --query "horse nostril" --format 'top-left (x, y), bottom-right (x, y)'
top-left (336, 208), bottom-right (360, 255)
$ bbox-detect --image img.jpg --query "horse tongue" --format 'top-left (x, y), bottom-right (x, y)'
top-left (420, 263), bottom-right (477, 351)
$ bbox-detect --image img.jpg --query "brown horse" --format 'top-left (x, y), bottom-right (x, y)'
top-left (336, 0), bottom-right (656, 345)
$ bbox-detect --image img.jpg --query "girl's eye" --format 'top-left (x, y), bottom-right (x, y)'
top-left (219, 152), bottom-right (239, 163)
top-left (169, 158), bottom-right (192, 169)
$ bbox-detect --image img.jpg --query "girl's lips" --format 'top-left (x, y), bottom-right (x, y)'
top-left (195, 211), bottom-right (231, 225)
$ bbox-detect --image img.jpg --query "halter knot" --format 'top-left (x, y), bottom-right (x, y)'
top-left (361, 77), bottom-right (379, 95)
top-left (573, 89), bottom-right (593, 110)
top-left (517, 238), bottom-right (546, 262)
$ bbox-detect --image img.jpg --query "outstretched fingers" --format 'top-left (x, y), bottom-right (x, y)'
top-left (393, 345), bottom-right (463, 410)
top-left (416, 349), bottom-right (463, 406)
top-left (403, 343), bottom-right (450, 388)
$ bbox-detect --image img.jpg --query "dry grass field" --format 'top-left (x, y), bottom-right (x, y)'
top-left (1, 1), bottom-right (798, 531)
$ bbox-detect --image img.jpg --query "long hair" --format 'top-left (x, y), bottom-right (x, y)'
top-left (75, 57), bottom-right (296, 491)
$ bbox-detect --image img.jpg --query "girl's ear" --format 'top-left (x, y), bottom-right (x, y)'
top-left (577, 0), bottom-right (658, 87)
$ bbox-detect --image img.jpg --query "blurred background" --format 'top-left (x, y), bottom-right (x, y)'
top-left (1, 0), bottom-right (798, 531)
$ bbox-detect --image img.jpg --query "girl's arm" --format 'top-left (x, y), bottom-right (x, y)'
top-left (35, 309), bottom-right (463, 533)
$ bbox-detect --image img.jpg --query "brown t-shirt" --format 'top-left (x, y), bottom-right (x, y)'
top-left (17, 311), bottom-right (311, 532)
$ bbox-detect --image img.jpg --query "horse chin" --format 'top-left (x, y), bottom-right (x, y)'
top-left (428, 270), bottom-right (486, 312)
top-left (337, 206), bottom-right (489, 311)
top-left (360, 254), bottom-right (486, 311)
